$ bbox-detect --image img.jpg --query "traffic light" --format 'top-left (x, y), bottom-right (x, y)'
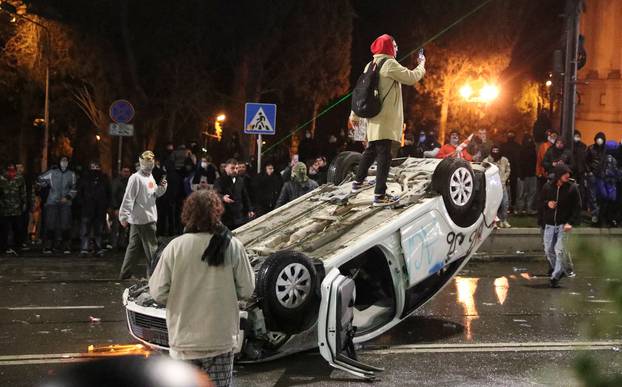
top-left (215, 121), bottom-right (222, 141)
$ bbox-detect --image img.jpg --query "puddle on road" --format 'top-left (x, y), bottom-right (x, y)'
top-left (455, 276), bottom-right (479, 341)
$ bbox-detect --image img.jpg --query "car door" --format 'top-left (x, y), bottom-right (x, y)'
top-left (317, 268), bottom-right (384, 379)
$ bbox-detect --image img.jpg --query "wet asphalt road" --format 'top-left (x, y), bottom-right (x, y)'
top-left (0, 252), bottom-right (620, 386)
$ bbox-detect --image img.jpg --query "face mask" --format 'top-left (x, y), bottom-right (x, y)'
top-left (139, 159), bottom-right (154, 173)
top-left (574, 136), bottom-right (581, 143)
top-left (201, 161), bottom-right (208, 169)
top-left (596, 138), bottom-right (604, 146)
top-left (548, 136), bottom-right (556, 144)
top-left (60, 161), bottom-right (68, 170)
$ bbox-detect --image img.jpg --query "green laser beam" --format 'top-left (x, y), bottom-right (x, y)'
top-left (261, 0), bottom-right (497, 156)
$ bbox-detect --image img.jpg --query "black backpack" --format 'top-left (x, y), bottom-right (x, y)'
top-left (351, 58), bottom-right (390, 118)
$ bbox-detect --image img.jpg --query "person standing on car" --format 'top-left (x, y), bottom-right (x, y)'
top-left (276, 162), bottom-right (319, 208)
top-left (149, 190), bottom-right (254, 387)
top-left (118, 151), bottom-right (167, 279)
top-left (349, 34), bottom-right (425, 206)
top-left (540, 164), bottom-right (581, 288)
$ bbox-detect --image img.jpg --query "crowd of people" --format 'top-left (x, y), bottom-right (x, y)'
top-left (0, 120), bottom-right (620, 258)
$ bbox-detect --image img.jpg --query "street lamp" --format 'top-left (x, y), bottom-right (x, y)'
top-left (0, 1), bottom-right (51, 172)
top-left (545, 80), bottom-right (553, 88)
top-left (479, 84), bottom-right (499, 103)
top-left (459, 84), bottom-right (473, 100)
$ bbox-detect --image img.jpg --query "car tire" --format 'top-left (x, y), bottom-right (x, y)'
top-left (432, 158), bottom-right (484, 228)
top-left (256, 251), bottom-right (320, 334)
top-left (327, 151), bottom-right (362, 185)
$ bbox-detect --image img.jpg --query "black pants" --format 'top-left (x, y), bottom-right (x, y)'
top-left (0, 215), bottom-right (24, 252)
top-left (355, 139), bottom-right (393, 196)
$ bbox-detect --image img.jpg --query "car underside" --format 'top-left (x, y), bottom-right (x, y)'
top-left (123, 154), bottom-right (503, 379)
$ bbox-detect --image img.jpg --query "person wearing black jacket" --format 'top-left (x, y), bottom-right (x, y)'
top-left (500, 130), bottom-right (521, 212)
top-left (252, 163), bottom-right (282, 216)
top-left (542, 138), bottom-right (572, 177)
top-left (585, 132), bottom-right (607, 224)
top-left (214, 159), bottom-right (254, 230)
top-left (78, 161), bottom-right (111, 256)
top-left (516, 134), bottom-right (538, 214)
top-left (572, 130), bottom-right (588, 210)
top-left (540, 164), bottom-right (581, 288)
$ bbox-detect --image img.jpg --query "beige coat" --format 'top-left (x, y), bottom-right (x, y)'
top-left (352, 54), bottom-right (425, 142)
top-left (149, 232), bottom-right (255, 359)
top-left (484, 155), bottom-right (511, 186)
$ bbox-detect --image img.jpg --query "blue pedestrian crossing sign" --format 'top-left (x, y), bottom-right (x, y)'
top-left (244, 103), bottom-right (276, 135)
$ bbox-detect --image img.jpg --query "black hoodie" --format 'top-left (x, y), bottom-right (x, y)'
top-left (540, 165), bottom-right (581, 226)
top-left (586, 132), bottom-right (607, 176)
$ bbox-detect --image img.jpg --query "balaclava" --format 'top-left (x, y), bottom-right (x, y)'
top-left (292, 162), bottom-right (309, 183)
top-left (139, 151), bottom-right (155, 174)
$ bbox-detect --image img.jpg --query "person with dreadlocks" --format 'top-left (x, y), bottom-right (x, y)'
top-left (149, 190), bottom-right (254, 387)
top-left (275, 162), bottom-right (319, 208)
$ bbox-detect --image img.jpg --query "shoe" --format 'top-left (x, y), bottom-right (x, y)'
top-left (21, 243), bottom-right (31, 252)
top-left (550, 278), bottom-right (560, 288)
top-left (95, 249), bottom-right (106, 257)
top-left (63, 248), bottom-right (71, 255)
top-left (79, 250), bottom-right (89, 257)
top-left (591, 216), bottom-right (599, 224)
top-left (351, 181), bottom-right (364, 193)
top-left (567, 271), bottom-right (576, 278)
top-left (497, 221), bottom-right (505, 229)
top-left (502, 221), bottom-right (512, 228)
top-left (105, 244), bottom-right (113, 250)
top-left (5, 249), bottom-right (18, 257)
top-left (373, 194), bottom-right (399, 207)
top-left (43, 248), bottom-right (53, 255)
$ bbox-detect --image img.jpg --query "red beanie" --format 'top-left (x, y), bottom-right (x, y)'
top-left (370, 34), bottom-right (396, 57)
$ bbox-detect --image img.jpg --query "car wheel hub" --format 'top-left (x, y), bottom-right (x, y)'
top-left (449, 167), bottom-right (473, 206)
top-left (275, 263), bottom-right (311, 308)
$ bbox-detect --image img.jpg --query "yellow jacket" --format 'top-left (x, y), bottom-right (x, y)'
top-left (352, 54), bottom-right (425, 143)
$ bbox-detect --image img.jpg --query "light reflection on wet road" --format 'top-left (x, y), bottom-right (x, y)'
top-left (0, 254), bottom-right (620, 386)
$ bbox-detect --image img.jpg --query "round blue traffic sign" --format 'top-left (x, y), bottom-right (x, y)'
top-left (109, 100), bottom-right (135, 123)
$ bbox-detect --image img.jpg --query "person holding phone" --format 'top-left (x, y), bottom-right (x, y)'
top-left (349, 35), bottom-right (426, 206)
top-left (118, 150), bottom-right (168, 280)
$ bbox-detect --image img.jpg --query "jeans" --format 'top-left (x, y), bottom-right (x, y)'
top-left (498, 186), bottom-right (509, 221)
top-left (516, 176), bottom-right (537, 213)
top-left (44, 203), bottom-right (72, 248)
top-left (543, 224), bottom-right (569, 280)
top-left (355, 139), bottom-right (393, 196)
top-left (587, 174), bottom-right (600, 220)
top-left (80, 214), bottom-right (104, 251)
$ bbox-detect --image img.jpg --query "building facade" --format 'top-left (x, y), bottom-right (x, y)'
top-left (576, 0), bottom-right (621, 143)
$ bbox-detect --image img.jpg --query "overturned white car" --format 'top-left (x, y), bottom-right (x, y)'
top-left (123, 153), bottom-right (502, 379)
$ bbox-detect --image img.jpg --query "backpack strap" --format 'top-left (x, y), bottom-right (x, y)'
top-left (375, 58), bottom-right (397, 103)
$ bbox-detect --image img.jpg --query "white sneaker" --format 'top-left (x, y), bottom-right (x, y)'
top-left (502, 221), bottom-right (512, 228)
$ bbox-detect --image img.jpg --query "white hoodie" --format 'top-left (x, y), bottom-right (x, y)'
top-left (118, 171), bottom-right (166, 224)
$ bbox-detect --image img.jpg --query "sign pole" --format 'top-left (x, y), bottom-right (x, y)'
top-left (118, 136), bottom-right (123, 174)
top-left (257, 134), bottom-right (262, 174)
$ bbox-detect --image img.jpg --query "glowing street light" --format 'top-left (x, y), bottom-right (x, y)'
top-left (545, 80), bottom-right (552, 87)
top-left (479, 84), bottom-right (499, 103)
top-left (459, 84), bottom-right (473, 100)
top-left (216, 114), bottom-right (226, 122)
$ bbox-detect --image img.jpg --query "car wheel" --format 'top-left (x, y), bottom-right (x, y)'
top-left (257, 251), bottom-right (320, 334)
top-left (432, 158), bottom-right (484, 228)
top-left (327, 151), bottom-right (362, 185)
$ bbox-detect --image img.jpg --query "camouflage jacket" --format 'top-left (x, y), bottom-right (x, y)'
top-left (0, 175), bottom-right (27, 216)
